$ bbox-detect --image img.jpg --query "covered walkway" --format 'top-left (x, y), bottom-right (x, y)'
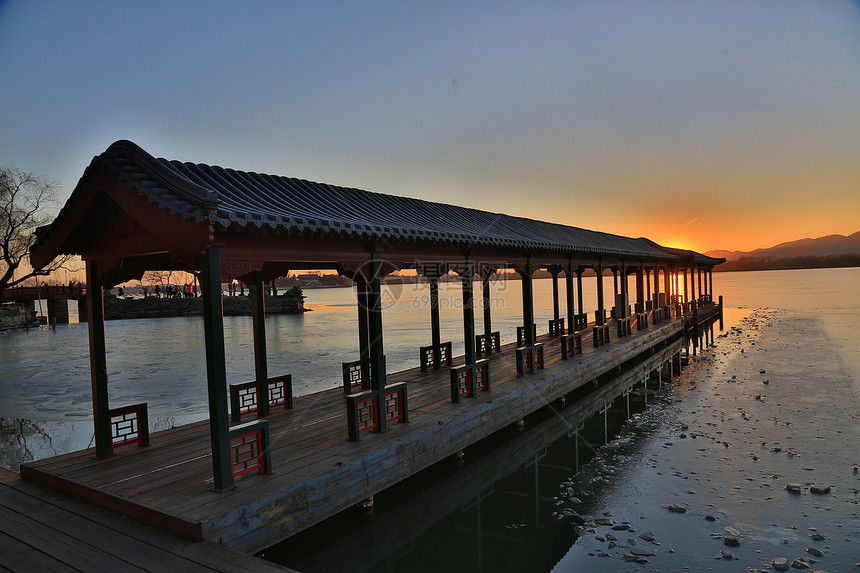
top-left (26, 140), bottom-right (724, 551)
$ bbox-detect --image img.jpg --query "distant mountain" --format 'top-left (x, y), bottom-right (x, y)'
top-left (706, 232), bottom-right (860, 261)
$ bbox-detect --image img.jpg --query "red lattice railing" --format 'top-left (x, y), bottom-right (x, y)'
top-left (593, 324), bottom-right (609, 347)
top-left (343, 360), bottom-right (369, 393)
top-left (229, 375), bottom-right (293, 422)
top-left (419, 342), bottom-right (452, 371)
top-left (228, 420), bottom-right (272, 478)
top-left (450, 359), bottom-right (490, 402)
top-left (475, 331), bottom-right (501, 358)
top-left (516, 344), bottom-right (545, 377)
top-left (548, 317), bottom-right (565, 337)
top-left (108, 403), bottom-right (149, 449)
top-left (356, 395), bottom-right (379, 433)
top-left (475, 361), bottom-right (489, 391)
top-left (616, 316), bottom-right (632, 338)
top-left (385, 386), bottom-right (406, 424)
top-left (346, 382), bottom-right (409, 440)
top-left (561, 332), bottom-right (583, 360)
top-left (457, 368), bottom-right (472, 398)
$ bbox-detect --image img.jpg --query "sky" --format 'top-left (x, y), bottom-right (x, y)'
top-left (1, 1), bottom-right (858, 254)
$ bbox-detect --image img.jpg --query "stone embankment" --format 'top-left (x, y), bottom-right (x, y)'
top-left (103, 290), bottom-right (306, 320)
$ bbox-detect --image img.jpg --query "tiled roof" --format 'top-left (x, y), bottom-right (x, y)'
top-left (89, 140), bottom-right (679, 260)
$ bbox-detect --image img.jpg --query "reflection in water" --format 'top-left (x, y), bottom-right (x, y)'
top-left (261, 340), bottom-right (685, 573)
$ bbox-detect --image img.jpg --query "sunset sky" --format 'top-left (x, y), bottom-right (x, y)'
top-left (1, 1), bottom-right (858, 254)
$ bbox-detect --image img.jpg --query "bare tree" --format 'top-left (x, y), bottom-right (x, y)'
top-left (1, 166), bottom-right (77, 294)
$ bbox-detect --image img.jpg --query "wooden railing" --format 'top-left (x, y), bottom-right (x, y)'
top-left (346, 382), bottom-right (409, 441)
top-left (475, 331), bottom-right (501, 357)
top-left (516, 343), bottom-right (544, 377)
top-left (342, 357), bottom-right (385, 394)
top-left (574, 313), bottom-right (589, 331)
top-left (616, 316), bottom-right (632, 338)
top-left (635, 312), bottom-right (649, 330)
top-left (593, 324), bottom-right (610, 347)
top-left (228, 420), bottom-right (272, 478)
top-left (560, 331), bottom-right (582, 360)
top-left (229, 374), bottom-right (293, 422)
top-left (419, 342), bottom-right (452, 372)
top-left (109, 403), bottom-right (149, 450)
top-left (450, 359), bottom-right (490, 402)
top-left (516, 324), bottom-right (537, 347)
top-left (548, 318), bottom-right (565, 337)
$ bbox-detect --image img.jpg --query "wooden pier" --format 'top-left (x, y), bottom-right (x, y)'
top-left (22, 140), bottom-right (726, 563)
top-left (21, 306), bottom-right (718, 554)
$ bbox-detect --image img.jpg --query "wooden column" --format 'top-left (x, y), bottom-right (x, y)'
top-left (355, 275), bottom-right (371, 364)
top-left (481, 265), bottom-right (493, 340)
top-left (709, 269), bottom-right (714, 298)
top-left (653, 264), bottom-right (660, 306)
top-left (520, 257), bottom-right (535, 346)
top-left (566, 259), bottom-right (575, 332)
top-left (612, 267), bottom-right (619, 301)
top-left (682, 268), bottom-right (689, 304)
top-left (664, 267), bottom-right (671, 303)
top-left (429, 275), bottom-right (441, 352)
top-left (691, 267), bottom-right (697, 301)
top-left (461, 258), bottom-right (476, 366)
top-left (621, 262), bottom-right (629, 318)
top-left (596, 261), bottom-right (605, 325)
top-left (645, 268), bottom-right (651, 306)
top-left (201, 246), bottom-right (232, 491)
top-left (367, 253), bottom-right (386, 394)
top-left (550, 265), bottom-right (561, 326)
top-left (86, 260), bottom-right (112, 459)
top-left (636, 266), bottom-right (645, 312)
top-left (250, 272), bottom-right (269, 416)
top-left (576, 267), bottom-right (584, 321)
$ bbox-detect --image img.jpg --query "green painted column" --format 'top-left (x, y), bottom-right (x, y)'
top-left (596, 261), bottom-right (605, 325)
top-left (576, 267), bottom-right (584, 321)
top-left (683, 268), bottom-right (689, 304)
top-left (429, 276), bottom-right (441, 351)
top-left (664, 267), bottom-right (671, 302)
top-left (653, 264), bottom-right (660, 306)
top-left (619, 261), bottom-right (628, 318)
top-left (367, 253), bottom-right (386, 393)
top-left (201, 246), bottom-right (232, 491)
top-left (461, 258), bottom-right (476, 365)
top-left (550, 265), bottom-right (561, 325)
top-left (355, 275), bottom-right (371, 364)
top-left (250, 272), bottom-right (269, 415)
top-left (521, 257), bottom-right (535, 346)
top-left (482, 265), bottom-right (493, 340)
top-left (85, 260), bottom-right (112, 459)
top-left (566, 259), bottom-right (575, 331)
top-left (645, 268), bottom-right (651, 305)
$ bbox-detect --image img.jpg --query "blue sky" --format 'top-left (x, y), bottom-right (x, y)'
top-left (1, 1), bottom-right (858, 252)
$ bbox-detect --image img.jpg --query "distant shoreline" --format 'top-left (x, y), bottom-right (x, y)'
top-left (713, 255), bottom-right (859, 272)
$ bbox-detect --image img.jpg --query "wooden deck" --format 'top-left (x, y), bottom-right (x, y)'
top-left (0, 466), bottom-right (293, 572)
top-left (20, 307), bottom-right (718, 555)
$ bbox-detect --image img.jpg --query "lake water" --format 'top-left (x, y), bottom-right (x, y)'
top-left (1, 267), bottom-right (858, 571)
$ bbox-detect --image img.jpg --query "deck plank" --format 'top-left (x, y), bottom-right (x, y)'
top-left (0, 470), bottom-right (294, 572)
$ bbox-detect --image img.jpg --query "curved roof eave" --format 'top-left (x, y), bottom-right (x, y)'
top-left (31, 140), bottom-right (703, 266)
